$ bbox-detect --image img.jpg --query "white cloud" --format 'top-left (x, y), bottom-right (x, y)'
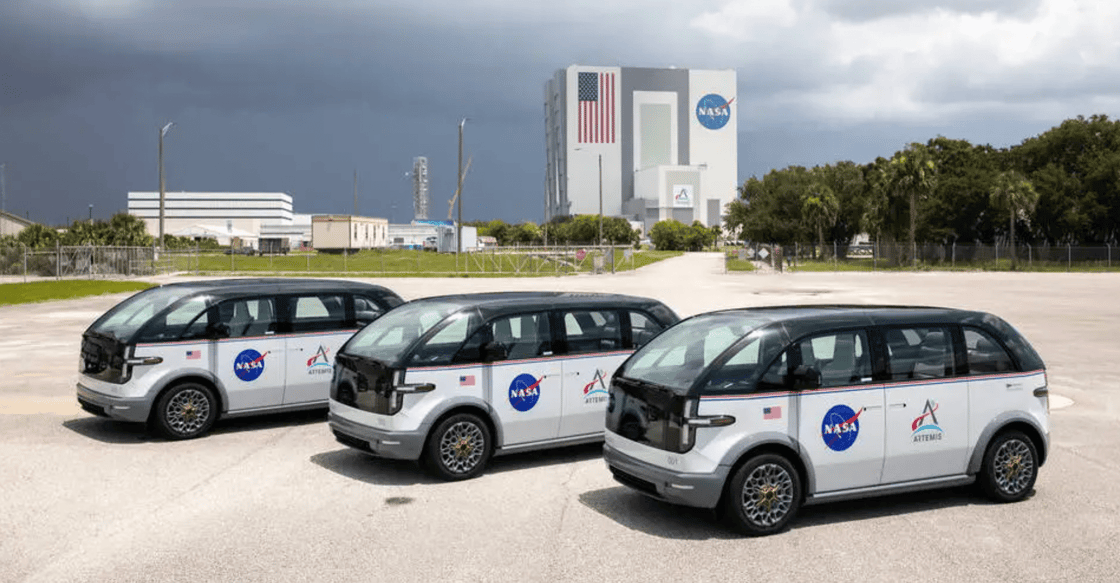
top-left (691, 0), bottom-right (1120, 126)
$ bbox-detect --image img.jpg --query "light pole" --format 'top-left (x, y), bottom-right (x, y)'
top-left (457, 118), bottom-right (466, 255)
top-left (88, 204), bottom-right (93, 223)
top-left (158, 122), bottom-right (174, 250)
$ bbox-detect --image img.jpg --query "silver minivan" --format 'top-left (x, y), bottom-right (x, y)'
top-left (77, 278), bottom-right (403, 439)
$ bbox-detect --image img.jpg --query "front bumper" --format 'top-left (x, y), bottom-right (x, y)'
top-left (328, 412), bottom-right (427, 461)
top-left (76, 382), bottom-right (152, 423)
top-left (603, 441), bottom-right (728, 509)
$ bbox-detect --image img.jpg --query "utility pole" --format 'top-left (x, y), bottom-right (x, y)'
top-left (1, 163), bottom-right (6, 237)
top-left (353, 169), bottom-right (358, 216)
top-left (158, 122), bottom-right (173, 250)
top-left (457, 118), bottom-right (466, 255)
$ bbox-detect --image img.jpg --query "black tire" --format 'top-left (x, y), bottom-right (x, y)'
top-left (151, 382), bottom-right (218, 440)
top-left (422, 413), bottom-right (492, 481)
top-left (721, 453), bottom-right (802, 536)
top-left (979, 430), bottom-right (1038, 503)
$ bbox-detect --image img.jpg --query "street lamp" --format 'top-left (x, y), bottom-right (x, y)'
top-left (158, 122), bottom-right (174, 249)
top-left (574, 148), bottom-right (603, 246)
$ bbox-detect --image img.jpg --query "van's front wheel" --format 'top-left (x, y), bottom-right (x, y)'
top-left (152, 382), bottom-right (217, 440)
top-left (423, 413), bottom-right (492, 481)
top-left (722, 453), bottom-right (801, 536)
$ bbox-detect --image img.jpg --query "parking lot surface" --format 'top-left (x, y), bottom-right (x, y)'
top-left (2, 253), bottom-right (1118, 582)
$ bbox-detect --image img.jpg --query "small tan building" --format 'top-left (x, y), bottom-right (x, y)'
top-left (311, 215), bottom-right (388, 251)
top-left (0, 210), bottom-right (35, 238)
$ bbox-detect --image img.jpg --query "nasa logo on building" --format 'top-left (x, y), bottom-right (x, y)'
top-left (695, 93), bottom-right (734, 130)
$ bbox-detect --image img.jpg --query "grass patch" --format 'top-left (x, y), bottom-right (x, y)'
top-left (725, 257), bottom-right (757, 272)
top-left (0, 280), bottom-right (154, 306)
top-left (787, 258), bottom-right (1120, 272)
top-left (166, 249), bottom-right (682, 277)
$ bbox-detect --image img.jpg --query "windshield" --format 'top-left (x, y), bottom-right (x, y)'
top-left (87, 286), bottom-right (199, 341)
top-left (342, 300), bottom-right (464, 363)
top-left (617, 312), bottom-right (772, 393)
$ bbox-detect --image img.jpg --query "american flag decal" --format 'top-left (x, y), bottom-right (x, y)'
top-left (578, 71), bottom-right (615, 144)
top-left (763, 406), bottom-right (782, 420)
top-left (459, 375), bottom-right (475, 387)
top-left (186, 350), bottom-right (200, 360)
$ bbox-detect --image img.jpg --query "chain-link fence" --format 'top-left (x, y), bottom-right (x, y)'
top-left (732, 241), bottom-right (1120, 271)
top-left (1, 244), bottom-right (645, 280)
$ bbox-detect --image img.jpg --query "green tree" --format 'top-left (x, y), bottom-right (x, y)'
top-left (989, 171), bottom-right (1039, 269)
top-left (802, 179), bottom-right (839, 259)
top-left (874, 144), bottom-right (937, 265)
top-left (16, 223), bottom-right (59, 248)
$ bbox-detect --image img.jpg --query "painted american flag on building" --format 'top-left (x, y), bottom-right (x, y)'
top-left (578, 71), bottom-right (615, 144)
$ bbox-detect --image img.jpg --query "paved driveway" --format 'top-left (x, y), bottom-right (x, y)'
top-left (2, 254), bottom-right (1117, 582)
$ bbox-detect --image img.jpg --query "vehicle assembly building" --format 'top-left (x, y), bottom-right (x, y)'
top-left (544, 65), bottom-right (738, 231)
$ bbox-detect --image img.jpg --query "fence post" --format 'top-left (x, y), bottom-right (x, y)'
top-left (55, 241), bottom-right (61, 280)
top-left (873, 241), bottom-right (877, 271)
top-left (833, 241), bottom-right (837, 270)
top-left (1067, 243), bottom-right (1071, 271)
top-left (1108, 244), bottom-right (1111, 268)
top-left (995, 241), bottom-right (999, 267)
top-left (23, 247), bottom-right (28, 283)
top-left (951, 242), bottom-right (956, 267)
top-left (1028, 244), bottom-right (1032, 267)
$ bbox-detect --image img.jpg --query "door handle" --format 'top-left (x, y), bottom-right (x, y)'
top-left (888, 403), bottom-right (907, 409)
top-left (863, 404), bottom-right (883, 410)
top-left (1006, 383), bottom-right (1023, 390)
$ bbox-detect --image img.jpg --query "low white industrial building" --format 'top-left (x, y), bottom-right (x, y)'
top-left (261, 214), bottom-right (313, 250)
top-left (1, 211), bottom-right (35, 238)
top-left (127, 192), bottom-right (294, 245)
top-left (172, 223), bottom-right (259, 248)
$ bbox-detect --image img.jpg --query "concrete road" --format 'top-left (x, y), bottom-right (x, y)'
top-left (2, 253), bottom-right (1118, 582)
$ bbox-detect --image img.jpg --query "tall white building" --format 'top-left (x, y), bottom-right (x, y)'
top-left (544, 66), bottom-right (738, 232)
top-left (413, 157), bottom-right (430, 221)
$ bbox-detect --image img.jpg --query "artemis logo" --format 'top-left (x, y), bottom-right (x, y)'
top-left (695, 94), bottom-right (734, 130)
top-left (583, 369), bottom-right (608, 404)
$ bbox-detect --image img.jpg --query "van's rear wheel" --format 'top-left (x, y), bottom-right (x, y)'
top-left (152, 382), bottom-right (217, 440)
top-left (722, 453), bottom-right (801, 536)
top-left (423, 413), bottom-right (492, 481)
top-left (980, 430), bottom-right (1038, 502)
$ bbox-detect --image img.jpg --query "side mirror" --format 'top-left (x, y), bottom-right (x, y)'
top-left (482, 342), bottom-right (509, 362)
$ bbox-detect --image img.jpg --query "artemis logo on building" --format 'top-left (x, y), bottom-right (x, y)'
top-left (695, 94), bottom-right (734, 130)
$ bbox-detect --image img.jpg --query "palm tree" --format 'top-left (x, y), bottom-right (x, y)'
top-left (989, 171), bottom-right (1039, 269)
top-left (882, 144), bottom-right (937, 266)
top-left (802, 183), bottom-right (839, 259)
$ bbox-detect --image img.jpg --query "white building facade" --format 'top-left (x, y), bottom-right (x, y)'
top-left (544, 66), bottom-right (738, 232)
top-left (127, 192), bottom-right (294, 246)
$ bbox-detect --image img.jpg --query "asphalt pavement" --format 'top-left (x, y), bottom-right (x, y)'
top-left (1, 253), bottom-right (1118, 582)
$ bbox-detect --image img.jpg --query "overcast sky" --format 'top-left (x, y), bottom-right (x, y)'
top-left (2, 0), bottom-right (1118, 226)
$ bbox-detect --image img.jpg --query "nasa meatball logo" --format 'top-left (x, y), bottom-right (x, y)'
top-left (695, 93), bottom-right (733, 130)
top-left (234, 349), bottom-right (267, 382)
top-left (821, 404), bottom-right (863, 452)
top-left (509, 373), bottom-right (543, 412)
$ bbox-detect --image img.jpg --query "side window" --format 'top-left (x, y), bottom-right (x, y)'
top-left (137, 297), bottom-right (210, 342)
top-left (354, 295), bottom-right (384, 327)
top-left (411, 313), bottom-right (476, 366)
top-left (563, 310), bottom-right (622, 354)
top-left (757, 330), bottom-right (872, 390)
top-left (289, 294), bottom-right (347, 333)
top-left (884, 326), bottom-right (953, 380)
top-left (488, 312), bottom-right (553, 361)
top-left (627, 311), bottom-right (666, 349)
top-left (964, 327), bottom-right (1015, 374)
top-left (217, 297), bottom-right (277, 338)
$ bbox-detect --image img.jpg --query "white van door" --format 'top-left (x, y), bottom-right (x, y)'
top-left (484, 312), bottom-right (562, 446)
top-left (793, 330), bottom-right (886, 493)
top-left (282, 294), bottom-right (356, 405)
top-left (212, 297), bottom-right (286, 411)
top-left (556, 308), bottom-right (631, 438)
top-left (880, 326), bottom-right (971, 483)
